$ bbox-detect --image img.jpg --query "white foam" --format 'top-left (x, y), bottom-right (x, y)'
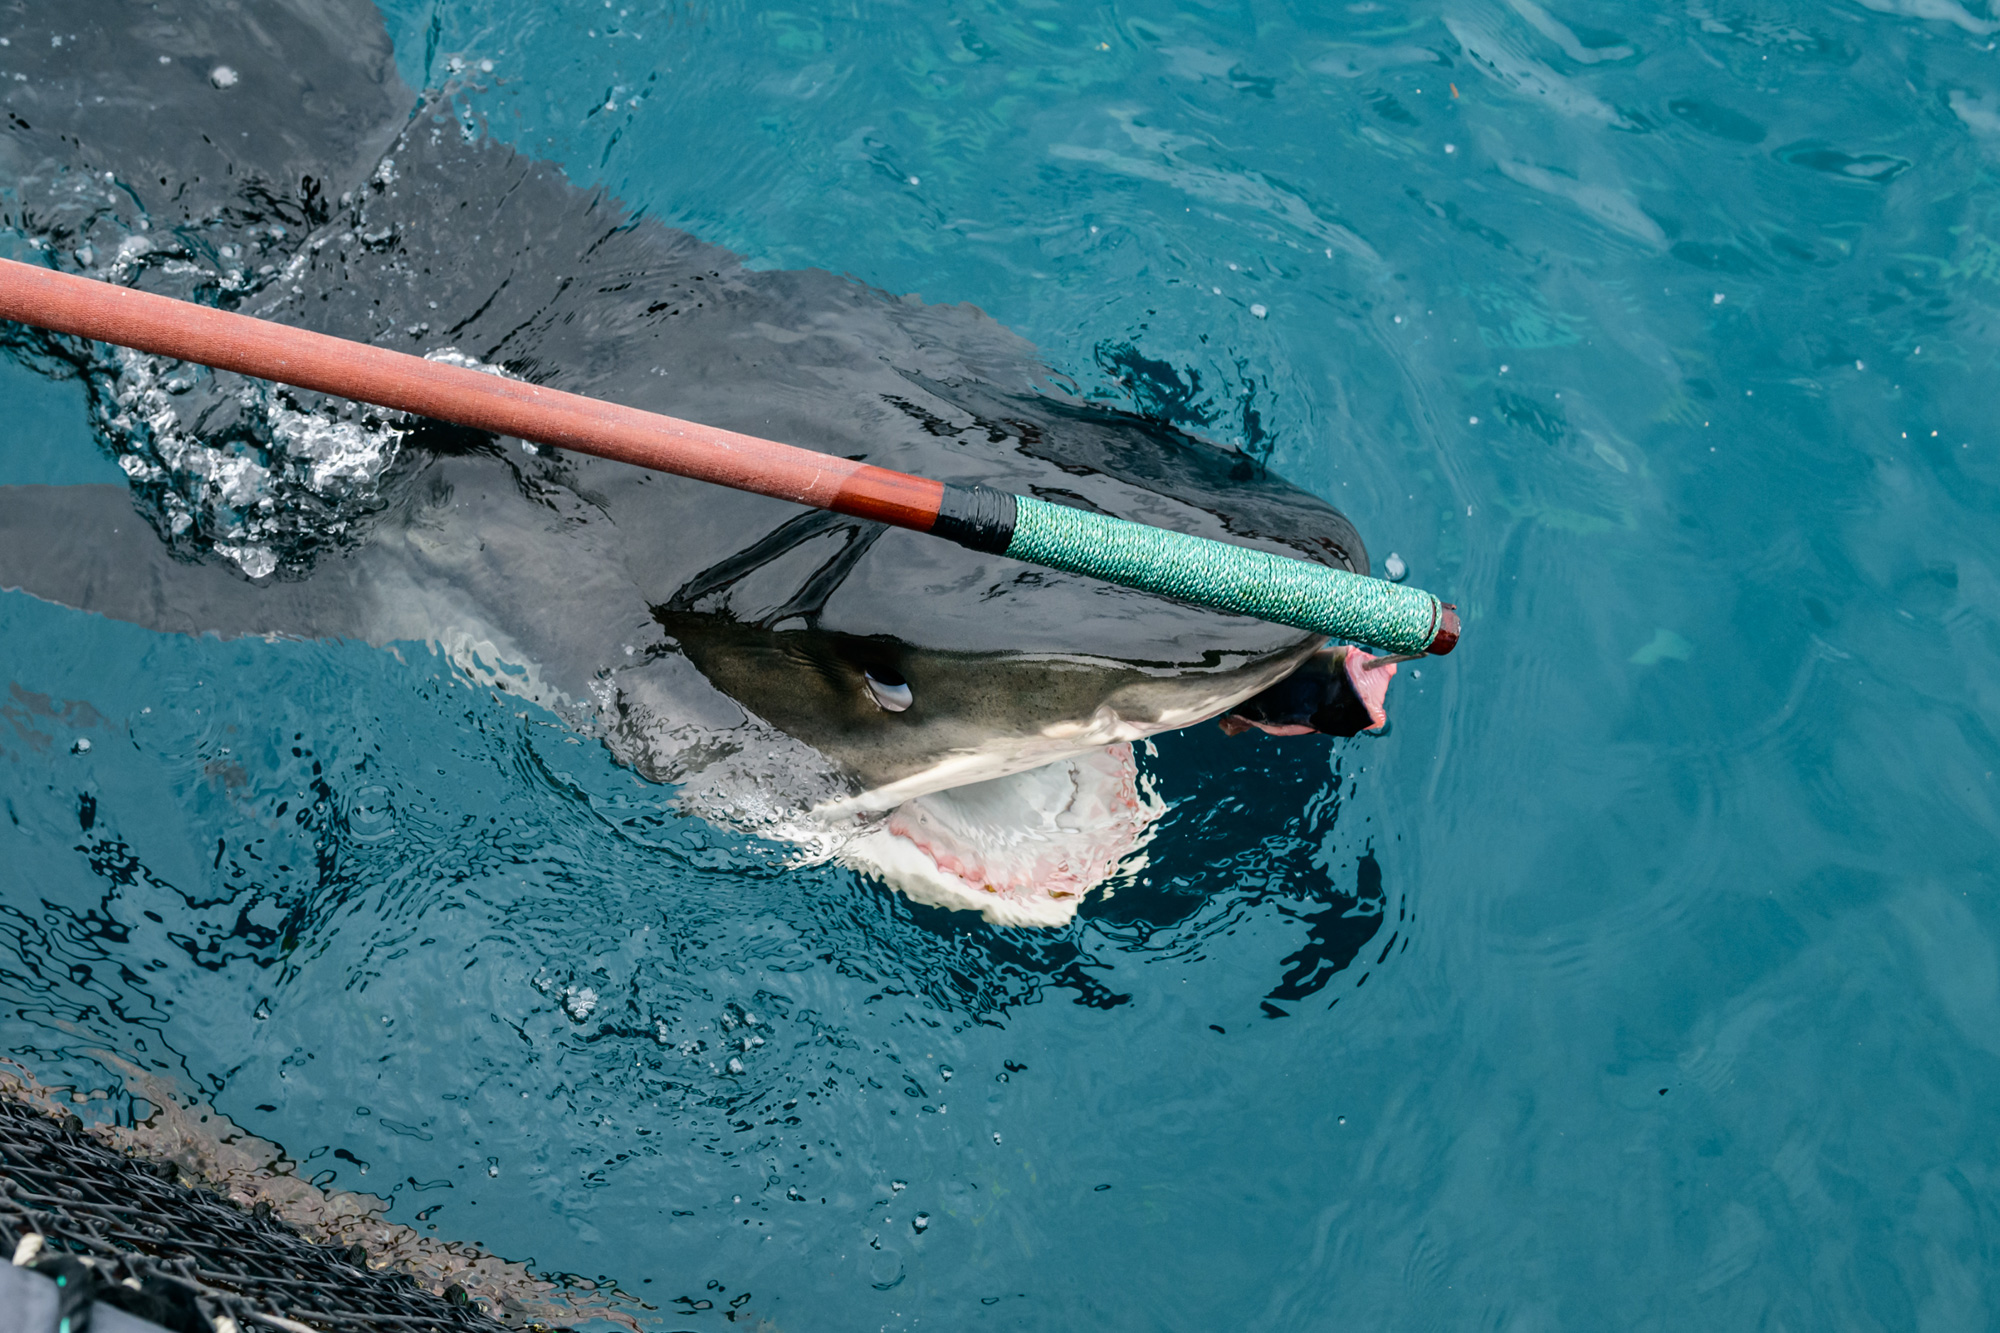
top-left (423, 346), bottom-right (517, 377)
top-left (563, 986), bottom-right (598, 1021)
top-left (269, 399), bottom-right (396, 491)
top-left (84, 338), bottom-right (405, 575)
top-left (214, 542), bottom-right (277, 579)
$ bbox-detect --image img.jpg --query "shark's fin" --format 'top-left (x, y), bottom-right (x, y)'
top-left (0, 484), bottom-right (366, 641)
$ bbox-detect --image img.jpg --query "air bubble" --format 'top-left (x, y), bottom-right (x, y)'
top-left (562, 986), bottom-right (598, 1021)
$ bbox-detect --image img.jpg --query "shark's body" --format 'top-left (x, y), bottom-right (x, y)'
top-left (0, 1), bottom-right (1375, 924)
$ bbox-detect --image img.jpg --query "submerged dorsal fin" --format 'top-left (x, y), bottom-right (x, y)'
top-left (0, 484), bottom-right (370, 641)
top-left (0, 480), bottom-right (643, 716)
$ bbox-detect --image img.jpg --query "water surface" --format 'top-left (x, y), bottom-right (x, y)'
top-left (6, 0), bottom-right (2000, 1326)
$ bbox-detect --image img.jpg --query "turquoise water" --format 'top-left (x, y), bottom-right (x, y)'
top-left (6, 0), bottom-right (2000, 1326)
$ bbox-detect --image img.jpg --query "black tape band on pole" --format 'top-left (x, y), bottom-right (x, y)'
top-left (931, 483), bottom-right (1018, 554)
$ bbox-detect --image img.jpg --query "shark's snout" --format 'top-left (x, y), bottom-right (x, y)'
top-left (1218, 646), bottom-right (1399, 738)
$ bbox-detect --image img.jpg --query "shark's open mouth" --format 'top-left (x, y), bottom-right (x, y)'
top-left (837, 743), bottom-right (1161, 927)
top-left (828, 647), bottom-right (1405, 925)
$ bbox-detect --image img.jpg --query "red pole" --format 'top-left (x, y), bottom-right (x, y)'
top-left (0, 258), bottom-right (947, 530)
top-left (0, 257), bottom-right (1463, 653)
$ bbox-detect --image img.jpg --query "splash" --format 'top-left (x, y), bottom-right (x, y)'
top-left (84, 345), bottom-right (405, 579)
top-left (4, 171), bottom-right (407, 578)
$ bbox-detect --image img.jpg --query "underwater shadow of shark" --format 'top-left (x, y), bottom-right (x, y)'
top-left (0, 0), bottom-right (1394, 927)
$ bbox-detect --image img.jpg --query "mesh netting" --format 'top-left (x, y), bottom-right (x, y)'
top-left (0, 1093), bottom-right (534, 1333)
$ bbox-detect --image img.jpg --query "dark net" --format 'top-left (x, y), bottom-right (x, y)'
top-left (0, 1093), bottom-right (539, 1333)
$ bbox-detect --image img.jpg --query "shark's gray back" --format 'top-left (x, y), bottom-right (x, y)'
top-left (0, 0), bottom-right (405, 227)
top-left (224, 109), bottom-right (1368, 657)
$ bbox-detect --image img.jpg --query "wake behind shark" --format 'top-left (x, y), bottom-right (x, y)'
top-left (0, 0), bottom-right (1390, 926)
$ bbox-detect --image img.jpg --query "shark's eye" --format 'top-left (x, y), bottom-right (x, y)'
top-left (863, 666), bottom-right (912, 713)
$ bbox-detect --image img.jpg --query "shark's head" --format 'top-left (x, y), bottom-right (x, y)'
top-left (586, 402), bottom-right (1371, 925)
top-left (657, 612), bottom-right (1323, 806)
top-left (610, 608), bottom-right (1323, 927)
top-left (652, 608), bottom-right (1345, 925)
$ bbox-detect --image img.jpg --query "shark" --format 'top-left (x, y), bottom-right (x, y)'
top-left (0, 0), bottom-right (1399, 926)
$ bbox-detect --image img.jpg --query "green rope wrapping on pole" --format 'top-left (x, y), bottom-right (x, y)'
top-left (1003, 495), bottom-right (1447, 654)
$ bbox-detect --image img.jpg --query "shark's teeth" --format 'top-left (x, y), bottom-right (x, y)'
top-left (836, 743), bottom-right (1162, 927)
